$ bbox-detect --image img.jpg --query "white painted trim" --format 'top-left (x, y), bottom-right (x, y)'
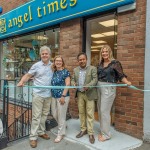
top-left (117, 2), bottom-right (136, 13)
top-left (86, 20), bottom-right (91, 66)
top-left (144, 0), bottom-right (150, 142)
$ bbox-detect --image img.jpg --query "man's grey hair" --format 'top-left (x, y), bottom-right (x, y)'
top-left (40, 46), bottom-right (51, 54)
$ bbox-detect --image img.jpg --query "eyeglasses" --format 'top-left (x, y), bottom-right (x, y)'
top-left (55, 60), bottom-right (62, 62)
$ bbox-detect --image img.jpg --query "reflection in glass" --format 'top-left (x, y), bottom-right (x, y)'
top-left (1, 28), bottom-right (60, 80)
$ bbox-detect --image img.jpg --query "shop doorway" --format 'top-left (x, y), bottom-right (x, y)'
top-left (85, 13), bottom-right (117, 124)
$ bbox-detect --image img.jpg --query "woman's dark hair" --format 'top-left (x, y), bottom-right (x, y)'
top-left (77, 52), bottom-right (87, 60)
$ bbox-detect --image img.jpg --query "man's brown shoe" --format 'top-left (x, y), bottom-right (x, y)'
top-left (89, 135), bottom-right (95, 144)
top-left (76, 130), bottom-right (87, 138)
top-left (30, 140), bottom-right (37, 148)
top-left (38, 134), bottom-right (50, 140)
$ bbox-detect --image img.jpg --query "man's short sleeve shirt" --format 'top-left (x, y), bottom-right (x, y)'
top-left (28, 61), bottom-right (53, 97)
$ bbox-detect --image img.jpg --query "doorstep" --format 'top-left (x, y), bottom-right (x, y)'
top-left (51, 119), bottom-right (142, 150)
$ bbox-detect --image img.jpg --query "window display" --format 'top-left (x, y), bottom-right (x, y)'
top-left (2, 28), bottom-right (60, 80)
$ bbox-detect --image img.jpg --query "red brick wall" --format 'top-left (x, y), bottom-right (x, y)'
top-left (59, 18), bottom-right (83, 118)
top-left (0, 0), bottom-right (28, 14)
top-left (115, 0), bottom-right (146, 138)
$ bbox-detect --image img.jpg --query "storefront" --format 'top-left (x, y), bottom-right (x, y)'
top-left (0, 0), bottom-right (135, 71)
top-left (1, 0), bottom-right (148, 140)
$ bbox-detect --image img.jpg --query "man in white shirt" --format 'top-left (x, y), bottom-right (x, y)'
top-left (17, 46), bottom-right (53, 148)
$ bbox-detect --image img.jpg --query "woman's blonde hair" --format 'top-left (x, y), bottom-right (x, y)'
top-left (99, 45), bottom-right (114, 62)
top-left (51, 55), bottom-right (66, 71)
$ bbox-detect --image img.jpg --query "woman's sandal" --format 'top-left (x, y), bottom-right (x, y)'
top-left (54, 135), bottom-right (63, 143)
top-left (98, 134), bottom-right (109, 142)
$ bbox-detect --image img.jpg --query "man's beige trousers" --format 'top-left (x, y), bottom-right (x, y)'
top-left (77, 92), bottom-right (95, 135)
top-left (29, 93), bottom-right (51, 140)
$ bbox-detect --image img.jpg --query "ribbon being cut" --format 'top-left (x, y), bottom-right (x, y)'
top-left (4, 84), bottom-right (150, 92)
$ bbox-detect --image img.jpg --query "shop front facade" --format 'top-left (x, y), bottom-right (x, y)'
top-left (0, 0), bottom-right (149, 141)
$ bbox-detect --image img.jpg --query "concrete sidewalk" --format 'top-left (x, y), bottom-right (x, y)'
top-left (4, 119), bottom-right (143, 150)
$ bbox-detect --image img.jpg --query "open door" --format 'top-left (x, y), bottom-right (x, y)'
top-left (86, 13), bottom-right (118, 124)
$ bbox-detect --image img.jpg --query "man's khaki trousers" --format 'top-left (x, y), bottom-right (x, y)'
top-left (77, 92), bottom-right (95, 135)
top-left (29, 93), bottom-right (51, 140)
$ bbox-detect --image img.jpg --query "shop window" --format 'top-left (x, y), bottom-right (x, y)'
top-left (1, 28), bottom-right (60, 80)
top-left (86, 14), bottom-right (117, 66)
top-left (1, 28), bottom-right (60, 102)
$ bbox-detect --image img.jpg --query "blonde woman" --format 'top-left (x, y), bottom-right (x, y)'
top-left (51, 55), bottom-right (70, 143)
top-left (97, 45), bottom-right (131, 142)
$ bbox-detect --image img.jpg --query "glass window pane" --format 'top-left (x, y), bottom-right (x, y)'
top-left (1, 28), bottom-right (60, 102)
top-left (1, 28), bottom-right (60, 80)
top-left (86, 14), bottom-right (118, 67)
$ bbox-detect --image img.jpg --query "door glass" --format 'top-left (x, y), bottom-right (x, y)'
top-left (86, 14), bottom-right (118, 66)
